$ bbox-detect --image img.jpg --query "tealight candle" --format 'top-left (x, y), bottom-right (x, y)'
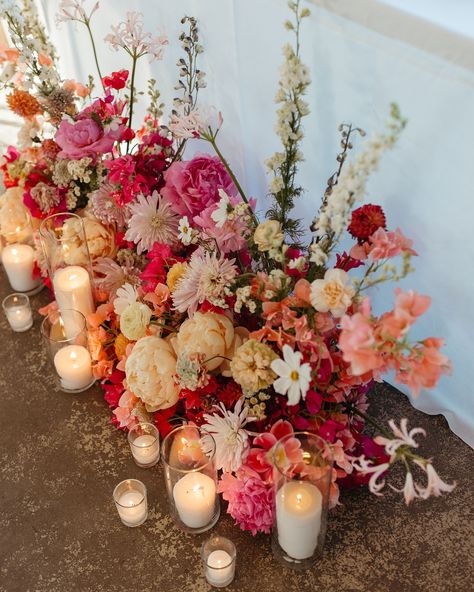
top-left (2, 293), bottom-right (33, 332)
top-left (128, 423), bottom-right (160, 468)
top-left (2, 243), bottom-right (40, 292)
top-left (113, 479), bottom-right (148, 527)
top-left (276, 481), bottom-right (322, 560)
top-left (53, 345), bottom-right (93, 391)
top-left (53, 266), bottom-right (94, 336)
top-left (201, 536), bottom-right (236, 588)
top-left (173, 472), bottom-right (216, 529)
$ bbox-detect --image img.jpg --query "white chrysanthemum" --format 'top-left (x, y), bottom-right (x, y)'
top-left (172, 251), bottom-right (237, 315)
top-left (114, 283), bottom-right (138, 315)
top-left (124, 191), bottom-right (178, 254)
top-left (270, 344), bottom-right (312, 405)
top-left (201, 399), bottom-right (255, 472)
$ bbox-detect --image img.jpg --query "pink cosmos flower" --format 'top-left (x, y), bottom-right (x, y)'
top-left (218, 465), bottom-right (275, 535)
top-left (55, 117), bottom-right (123, 159)
top-left (368, 227), bottom-right (417, 261)
top-left (161, 154), bottom-right (237, 220)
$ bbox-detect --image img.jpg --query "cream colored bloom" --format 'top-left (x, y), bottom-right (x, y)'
top-left (221, 326), bottom-right (250, 377)
top-left (310, 268), bottom-right (355, 317)
top-left (253, 220), bottom-right (284, 252)
top-left (230, 339), bottom-right (278, 392)
top-left (62, 215), bottom-right (116, 265)
top-left (0, 186), bottom-right (31, 242)
top-left (125, 336), bottom-right (179, 412)
top-left (120, 302), bottom-right (152, 341)
top-left (172, 311), bottom-right (234, 372)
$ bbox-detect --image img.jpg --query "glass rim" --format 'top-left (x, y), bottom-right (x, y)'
top-left (127, 422), bottom-right (159, 447)
top-left (161, 424), bottom-right (216, 474)
top-left (113, 479), bottom-right (146, 507)
top-left (39, 212), bottom-right (84, 242)
top-left (40, 308), bottom-right (87, 343)
top-left (2, 292), bottom-right (30, 310)
top-left (272, 431), bottom-right (333, 478)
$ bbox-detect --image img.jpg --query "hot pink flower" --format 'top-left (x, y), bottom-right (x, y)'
top-left (55, 117), bottom-right (123, 159)
top-left (161, 154), bottom-right (237, 220)
top-left (218, 465), bottom-right (275, 535)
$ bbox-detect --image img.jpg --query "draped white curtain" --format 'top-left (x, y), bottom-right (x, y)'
top-left (32, 0), bottom-right (474, 447)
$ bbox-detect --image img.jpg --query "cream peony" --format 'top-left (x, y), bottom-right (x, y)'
top-left (253, 220), bottom-right (284, 252)
top-left (221, 326), bottom-right (250, 377)
top-left (172, 311), bottom-right (234, 371)
top-left (120, 302), bottom-right (152, 341)
top-left (310, 268), bottom-right (355, 317)
top-left (62, 215), bottom-right (116, 265)
top-left (230, 339), bottom-right (278, 392)
top-left (0, 186), bottom-right (31, 242)
top-left (125, 336), bottom-right (179, 412)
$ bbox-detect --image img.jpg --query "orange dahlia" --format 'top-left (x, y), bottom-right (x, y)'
top-left (6, 89), bottom-right (42, 118)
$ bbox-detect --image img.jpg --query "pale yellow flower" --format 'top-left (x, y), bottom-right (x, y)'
top-left (167, 261), bottom-right (188, 292)
top-left (230, 339), bottom-right (278, 392)
top-left (310, 268), bottom-right (355, 317)
top-left (253, 220), bottom-right (284, 252)
top-left (120, 302), bottom-right (152, 341)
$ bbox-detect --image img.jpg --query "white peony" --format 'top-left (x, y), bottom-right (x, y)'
top-left (125, 336), bottom-right (179, 412)
top-left (310, 268), bottom-right (355, 317)
top-left (120, 302), bottom-right (152, 341)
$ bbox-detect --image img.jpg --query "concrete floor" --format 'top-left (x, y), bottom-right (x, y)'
top-left (0, 276), bottom-right (473, 592)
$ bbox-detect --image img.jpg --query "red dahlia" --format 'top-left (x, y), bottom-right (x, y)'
top-left (348, 204), bottom-right (386, 241)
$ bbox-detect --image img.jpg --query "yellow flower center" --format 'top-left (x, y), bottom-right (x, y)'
top-left (324, 281), bottom-right (343, 307)
top-left (290, 370), bottom-right (299, 381)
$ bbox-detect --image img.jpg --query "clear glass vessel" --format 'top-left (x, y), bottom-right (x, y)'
top-left (128, 422), bottom-right (160, 468)
top-left (113, 479), bottom-right (148, 527)
top-left (201, 535), bottom-right (236, 588)
top-left (2, 293), bottom-right (33, 332)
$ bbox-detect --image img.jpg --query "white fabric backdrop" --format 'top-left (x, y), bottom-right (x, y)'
top-left (34, 0), bottom-right (474, 446)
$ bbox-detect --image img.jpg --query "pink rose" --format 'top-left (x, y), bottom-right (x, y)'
top-left (161, 154), bottom-right (237, 219)
top-left (55, 118), bottom-right (123, 159)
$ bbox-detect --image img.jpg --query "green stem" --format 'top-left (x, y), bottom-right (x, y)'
top-left (128, 53), bottom-right (138, 130)
top-left (85, 20), bottom-right (105, 93)
top-left (351, 406), bottom-right (393, 439)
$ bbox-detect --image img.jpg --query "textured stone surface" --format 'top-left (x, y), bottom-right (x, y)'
top-left (0, 274), bottom-right (473, 592)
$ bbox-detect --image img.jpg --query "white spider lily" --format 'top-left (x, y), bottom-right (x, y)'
top-left (375, 418), bottom-right (426, 456)
top-left (351, 455), bottom-right (390, 496)
top-left (389, 471), bottom-right (419, 505)
top-left (414, 461), bottom-right (456, 499)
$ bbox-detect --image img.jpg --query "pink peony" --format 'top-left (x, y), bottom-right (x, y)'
top-left (218, 465), bottom-right (275, 535)
top-left (55, 117), bottom-right (123, 159)
top-left (161, 154), bottom-right (237, 220)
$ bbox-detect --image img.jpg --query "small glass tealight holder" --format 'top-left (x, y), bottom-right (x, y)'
top-left (201, 536), bottom-right (236, 588)
top-left (2, 293), bottom-right (33, 332)
top-left (128, 422), bottom-right (160, 468)
top-left (113, 479), bottom-right (148, 527)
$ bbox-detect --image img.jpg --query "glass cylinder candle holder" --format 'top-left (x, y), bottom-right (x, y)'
top-left (1, 213), bottom-right (42, 295)
top-left (128, 422), bottom-right (160, 468)
top-left (272, 432), bottom-right (333, 570)
top-left (2, 293), bottom-right (33, 332)
top-left (39, 213), bottom-right (95, 325)
top-left (41, 308), bottom-right (95, 394)
top-left (201, 535), bottom-right (236, 588)
top-left (113, 479), bottom-right (148, 527)
top-left (161, 425), bottom-right (220, 534)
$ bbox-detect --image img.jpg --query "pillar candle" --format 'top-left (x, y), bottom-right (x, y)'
top-left (276, 481), bottom-right (322, 560)
top-left (53, 345), bottom-right (93, 391)
top-left (173, 472), bottom-right (216, 529)
top-left (2, 244), bottom-right (40, 292)
top-left (53, 266), bottom-right (94, 336)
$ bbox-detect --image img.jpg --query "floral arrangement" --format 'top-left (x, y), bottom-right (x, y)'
top-left (0, 0), bottom-right (454, 535)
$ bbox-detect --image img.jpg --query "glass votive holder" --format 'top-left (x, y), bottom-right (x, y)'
top-left (41, 308), bottom-right (95, 393)
top-left (161, 425), bottom-right (220, 534)
top-left (128, 422), bottom-right (160, 468)
top-left (201, 535), bottom-right (237, 588)
top-left (271, 432), bottom-right (333, 570)
top-left (2, 293), bottom-right (33, 332)
top-left (113, 479), bottom-right (148, 527)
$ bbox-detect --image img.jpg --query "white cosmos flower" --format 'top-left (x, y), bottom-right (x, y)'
top-left (201, 399), bottom-right (255, 472)
top-left (178, 216), bottom-right (193, 245)
top-left (270, 344), bottom-right (312, 405)
top-left (114, 282), bottom-right (138, 315)
top-left (211, 189), bottom-right (232, 228)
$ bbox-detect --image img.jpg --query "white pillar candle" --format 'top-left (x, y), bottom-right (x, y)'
top-left (116, 491), bottom-right (147, 526)
top-left (5, 305), bottom-right (33, 332)
top-left (205, 550), bottom-right (234, 587)
top-left (53, 266), bottom-right (94, 336)
top-left (173, 472), bottom-right (216, 529)
top-left (53, 345), bottom-right (93, 391)
top-left (276, 481), bottom-right (323, 560)
top-left (131, 434), bottom-right (160, 466)
top-left (2, 243), bottom-right (40, 292)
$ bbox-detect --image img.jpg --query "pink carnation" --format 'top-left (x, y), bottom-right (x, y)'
top-left (161, 154), bottom-right (237, 220)
top-left (218, 465), bottom-right (275, 535)
top-left (55, 117), bottom-right (123, 159)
